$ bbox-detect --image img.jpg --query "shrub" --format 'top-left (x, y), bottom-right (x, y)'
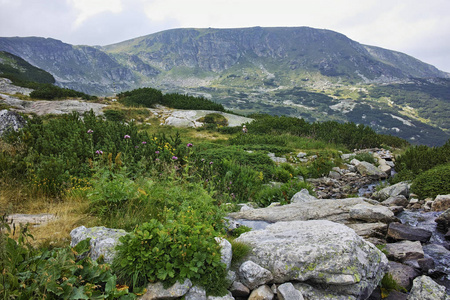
top-left (198, 113), bottom-right (228, 127)
top-left (112, 213), bottom-right (228, 295)
top-left (104, 109), bottom-right (126, 122)
top-left (352, 152), bottom-right (376, 165)
top-left (411, 163), bottom-right (450, 198)
top-left (255, 179), bottom-right (313, 207)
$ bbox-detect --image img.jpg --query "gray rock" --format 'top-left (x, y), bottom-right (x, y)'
top-left (329, 170), bottom-right (341, 179)
top-left (292, 282), bottom-right (359, 300)
top-left (207, 291), bottom-right (235, 300)
top-left (382, 195), bottom-right (409, 207)
top-left (387, 261), bottom-right (420, 291)
top-left (356, 161), bottom-right (387, 178)
top-left (387, 223), bottom-right (432, 243)
top-left (373, 182), bottom-right (410, 201)
top-left (215, 237), bottom-right (232, 270)
top-left (6, 213), bottom-right (55, 227)
top-left (407, 275), bottom-right (448, 300)
top-left (277, 282), bottom-right (304, 300)
top-left (228, 197), bottom-right (372, 224)
top-left (349, 203), bottom-right (396, 223)
top-left (248, 285), bottom-right (274, 300)
top-left (290, 189), bottom-right (319, 204)
top-left (432, 195), bottom-right (450, 212)
top-left (141, 279), bottom-right (192, 300)
top-left (235, 220), bottom-right (388, 299)
top-left (0, 109), bottom-right (26, 136)
top-left (70, 226), bottom-right (128, 263)
top-left (385, 241), bottom-right (424, 262)
top-left (230, 281), bottom-right (250, 297)
top-left (297, 152), bottom-right (307, 158)
top-left (345, 222), bottom-right (388, 239)
top-left (238, 261), bottom-right (273, 290)
top-left (185, 286), bottom-right (207, 300)
top-left (422, 244), bottom-right (450, 274)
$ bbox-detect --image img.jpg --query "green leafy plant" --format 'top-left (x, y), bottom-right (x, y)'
top-left (411, 163), bottom-right (450, 198)
top-left (231, 225), bottom-right (252, 238)
top-left (379, 273), bottom-right (407, 298)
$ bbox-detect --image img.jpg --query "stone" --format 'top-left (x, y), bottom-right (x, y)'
top-left (389, 206), bottom-right (405, 215)
top-left (290, 189), bottom-right (319, 204)
top-left (345, 222), bottom-right (388, 239)
top-left (329, 170), bottom-right (341, 179)
top-left (417, 258), bottom-right (435, 273)
top-left (293, 282), bottom-right (361, 300)
top-left (228, 197), bottom-right (372, 224)
top-left (387, 261), bottom-right (420, 291)
top-left (356, 161), bottom-right (387, 178)
top-left (384, 241), bottom-right (424, 262)
top-left (422, 244), bottom-right (450, 275)
top-left (349, 203), bottom-right (396, 223)
top-left (277, 282), bottom-right (304, 300)
top-left (185, 286), bottom-right (207, 300)
top-left (229, 281), bottom-right (250, 297)
top-left (235, 220), bottom-right (388, 299)
top-left (432, 195), bottom-right (450, 212)
top-left (207, 291), bottom-right (235, 300)
top-left (382, 195), bottom-right (409, 207)
top-left (248, 285), bottom-right (274, 300)
top-left (372, 182), bottom-right (410, 201)
top-left (0, 109), bottom-right (26, 136)
top-left (70, 226), bottom-right (128, 263)
top-left (435, 209), bottom-right (450, 232)
top-left (238, 261), bottom-right (273, 290)
top-left (387, 223), bottom-right (432, 243)
top-left (141, 279), bottom-right (192, 300)
top-left (407, 275), bottom-right (448, 300)
top-left (297, 152), bottom-right (307, 158)
top-left (215, 237), bottom-right (233, 270)
top-left (383, 291), bottom-right (408, 300)
top-left (6, 213), bottom-right (56, 227)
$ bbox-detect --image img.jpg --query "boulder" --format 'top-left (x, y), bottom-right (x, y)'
top-left (70, 226), bottom-right (128, 263)
top-left (387, 223), bottom-right (432, 243)
top-left (435, 209), bottom-right (450, 232)
top-left (382, 195), bottom-right (409, 208)
top-left (290, 189), bottom-right (319, 204)
top-left (207, 292), bottom-right (235, 300)
top-left (140, 279), bottom-right (192, 300)
top-left (0, 109), bottom-right (26, 136)
top-left (372, 182), bottom-right (410, 201)
top-left (228, 197), bottom-right (372, 224)
top-left (238, 261), bottom-right (273, 290)
top-left (345, 222), bottom-right (387, 239)
top-left (432, 195), bottom-right (450, 212)
top-left (216, 237), bottom-right (233, 270)
top-left (407, 275), bottom-right (448, 300)
top-left (349, 203), bottom-right (396, 223)
top-left (229, 281), bottom-right (250, 298)
top-left (235, 220), bottom-right (388, 299)
top-left (277, 282), bottom-right (304, 300)
top-left (248, 285), bottom-right (274, 300)
top-left (185, 286), bottom-right (207, 300)
top-left (387, 261), bottom-right (420, 291)
top-left (422, 244), bottom-right (450, 275)
top-left (356, 161), bottom-right (387, 178)
top-left (384, 241), bottom-right (424, 262)
top-left (292, 282), bottom-right (362, 300)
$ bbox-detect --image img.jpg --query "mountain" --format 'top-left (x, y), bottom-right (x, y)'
top-left (0, 27), bottom-right (449, 145)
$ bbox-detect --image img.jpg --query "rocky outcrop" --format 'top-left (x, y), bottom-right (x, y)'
top-left (373, 182), bottom-right (410, 201)
top-left (407, 275), bottom-right (449, 300)
top-left (235, 220), bottom-right (388, 299)
top-left (0, 109), bottom-right (26, 136)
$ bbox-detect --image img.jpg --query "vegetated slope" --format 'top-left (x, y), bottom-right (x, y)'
top-left (0, 51), bottom-right (55, 86)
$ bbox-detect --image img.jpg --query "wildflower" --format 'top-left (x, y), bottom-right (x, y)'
top-left (172, 156), bottom-right (178, 160)
top-left (186, 143), bottom-right (193, 148)
top-left (155, 158), bottom-right (160, 161)
top-left (155, 151), bottom-right (160, 154)
top-left (201, 158), bottom-right (205, 162)
top-left (124, 135), bottom-right (131, 139)
top-left (87, 129), bottom-right (93, 134)
top-left (135, 146), bottom-right (139, 149)
top-left (209, 161), bottom-right (213, 165)
top-left (95, 150), bottom-right (103, 155)
top-left (142, 141), bottom-right (147, 144)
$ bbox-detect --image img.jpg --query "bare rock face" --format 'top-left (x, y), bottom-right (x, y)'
top-left (235, 220), bottom-right (388, 299)
top-left (0, 109), bottom-right (26, 136)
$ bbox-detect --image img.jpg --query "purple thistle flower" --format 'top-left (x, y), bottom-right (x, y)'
top-left (155, 158), bottom-right (160, 161)
top-left (124, 134), bottom-right (131, 139)
top-left (209, 161), bottom-right (213, 165)
top-left (142, 141), bottom-right (147, 144)
top-left (87, 129), bottom-right (93, 134)
top-left (201, 158), bottom-right (205, 162)
top-left (95, 150), bottom-right (103, 155)
top-left (155, 151), bottom-right (160, 154)
top-left (186, 143), bottom-right (193, 148)
top-left (172, 156), bottom-right (178, 160)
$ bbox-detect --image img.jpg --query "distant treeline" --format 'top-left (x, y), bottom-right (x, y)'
top-left (245, 114), bottom-right (409, 150)
top-left (117, 87), bottom-right (225, 111)
top-left (29, 84), bottom-right (97, 101)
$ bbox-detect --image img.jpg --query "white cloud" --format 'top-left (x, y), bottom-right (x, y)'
top-left (68, 0), bottom-right (123, 27)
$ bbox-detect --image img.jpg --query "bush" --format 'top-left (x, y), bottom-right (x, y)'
top-left (104, 109), bottom-right (126, 122)
top-left (352, 152), bottom-right (376, 165)
top-left (30, 84), bottom-right (96, 100)
top-left (198, 113), bottom-right (228, 127)
top-left (411, 163), bottom-right (450, 198)
top-left (255, 179), bottom-right (313, 207)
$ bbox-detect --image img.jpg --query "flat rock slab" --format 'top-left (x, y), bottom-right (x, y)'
top-left (384, 241), bottom-right (424, 262)
top-left (228, 197), bottom-right (370, 224)
top-left (6, 213), bottom-right (56, 227)
top-left (387, 223), bottom-right (432, 242)
top-left (235, 220), bottom-right (388, 299)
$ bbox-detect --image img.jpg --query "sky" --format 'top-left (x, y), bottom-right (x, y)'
top-left (1, 0), bottom-right (449, 72)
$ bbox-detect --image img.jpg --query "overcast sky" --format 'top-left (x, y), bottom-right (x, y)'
top-left (1, 0), bottom-right (449, 72)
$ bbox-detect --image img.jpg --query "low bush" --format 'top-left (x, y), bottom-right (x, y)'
top-left (255, 179), bottom-right (313, 207)
top-left (411, 163), bottom-right (450, 198)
